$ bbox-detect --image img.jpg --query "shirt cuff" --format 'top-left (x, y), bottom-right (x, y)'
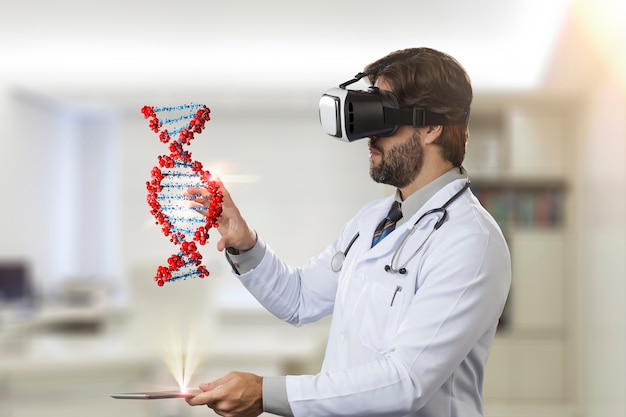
top-left (263, 376), bottom-right (293, 417)
top-left (224, 238), bottom-right (266, 275)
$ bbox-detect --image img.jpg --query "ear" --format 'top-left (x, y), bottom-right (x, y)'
top-left (422, 125), bottom-right (443, 144)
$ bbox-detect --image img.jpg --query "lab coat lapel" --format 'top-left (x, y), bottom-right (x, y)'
top-left (351, 201), bottom-right (408, 262)
top-left (357, 198), bottom-right (398, 255)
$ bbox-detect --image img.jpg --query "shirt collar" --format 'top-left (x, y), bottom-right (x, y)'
top-left (394, 166), bottom-right (469, 228)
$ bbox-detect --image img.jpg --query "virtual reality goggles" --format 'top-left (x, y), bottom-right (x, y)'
top-left (319, 72), bottom-right (453, 142)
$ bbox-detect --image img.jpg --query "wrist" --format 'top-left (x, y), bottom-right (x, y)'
top-left (226, 247), bottom-right (242, 255)
top-left (226, 230), bottom-right (258, 255)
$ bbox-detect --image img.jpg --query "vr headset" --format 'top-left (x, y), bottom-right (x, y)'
top-left (319, 71), bottom-right (451, 142)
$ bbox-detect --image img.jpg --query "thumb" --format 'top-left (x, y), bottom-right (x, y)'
top-left (199, 381), bottom-right (219, 392)
top-left (216, 235), bottom-right (227, 252)
top-left (199, 373), bottom-right (231, 392)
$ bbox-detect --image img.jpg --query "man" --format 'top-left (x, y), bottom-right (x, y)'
top-left (186, 47), bottom-right (511, 417)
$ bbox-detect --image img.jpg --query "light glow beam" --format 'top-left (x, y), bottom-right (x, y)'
top-left (159, 320), bottom-right (206, 391)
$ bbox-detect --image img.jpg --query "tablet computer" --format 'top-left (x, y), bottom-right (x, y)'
top-left (111, 390), bottom-right (201, 399)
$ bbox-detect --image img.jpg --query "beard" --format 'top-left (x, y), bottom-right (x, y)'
top-left (369, 131), bottom-right (424, 188)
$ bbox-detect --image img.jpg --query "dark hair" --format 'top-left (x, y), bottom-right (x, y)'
top-left (364, 47), bottom-right (472, 167)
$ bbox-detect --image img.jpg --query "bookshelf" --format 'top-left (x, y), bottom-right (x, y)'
top-left (472, 180), bottom-right (567, 231)
top-left (466, 95), bottom-right (577, 416)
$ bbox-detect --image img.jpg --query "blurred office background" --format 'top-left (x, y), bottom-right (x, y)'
top-left (0, 0), bottom-right (624, 416)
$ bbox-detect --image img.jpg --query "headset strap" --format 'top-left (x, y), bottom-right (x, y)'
top-left (384, 107), bottom-right (448, 127)
top-left (339, 72), bottom-right (367, 89)
top-left (340, 74), bottom-right (470, 126)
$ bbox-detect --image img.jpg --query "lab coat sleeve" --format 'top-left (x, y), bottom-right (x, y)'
top-left (235, 201), bottom-right (378, 325)
top-left (236, 238), bottom-right (340, 325)
top-left (285, 220), bottom-right (511, 416)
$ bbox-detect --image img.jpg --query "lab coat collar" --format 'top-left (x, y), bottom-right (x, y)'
top-left (404, 176), bottom-right (471, 233)
top-left (394, 166), bottom-right (468, 229)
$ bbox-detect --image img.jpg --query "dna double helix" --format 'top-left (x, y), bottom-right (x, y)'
top-left (142, 104), bottom-right (223, 286)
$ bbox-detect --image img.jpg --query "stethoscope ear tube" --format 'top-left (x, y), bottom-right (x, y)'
top-left (384, 265), bottom-right (407, 274)
top-left (434, 210), bottom-right (448, 230)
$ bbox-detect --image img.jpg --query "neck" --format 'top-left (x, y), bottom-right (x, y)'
top-left (399, 159), bottom-right (455, 200)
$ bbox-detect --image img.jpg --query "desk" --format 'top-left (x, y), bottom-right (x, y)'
top-left (0, 305), bottom-right (327, 417)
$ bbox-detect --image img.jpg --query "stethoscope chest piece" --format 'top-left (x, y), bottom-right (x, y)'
top-left (331, 232), bottom-right (360, 272)
top-left (331, 251), bottom-right (346, 272)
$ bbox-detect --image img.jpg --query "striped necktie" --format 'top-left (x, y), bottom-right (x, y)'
top-left (371, 201), bottom-right (403, 247)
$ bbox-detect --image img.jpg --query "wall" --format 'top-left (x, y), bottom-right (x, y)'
top-left (576, 77), bottom-right (626, 417)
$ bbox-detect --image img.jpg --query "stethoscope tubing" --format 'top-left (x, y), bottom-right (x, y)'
top-left (331, 180), bottom-right (471, 274)
top-left (385, 222), bottom-right (437, 274)
top-left (385, 180), bottom-right (470, 274)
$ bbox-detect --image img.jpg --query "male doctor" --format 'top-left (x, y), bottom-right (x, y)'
top-left (186, 47), bottom-right (511, 417)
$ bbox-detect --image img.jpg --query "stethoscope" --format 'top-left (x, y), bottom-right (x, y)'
top-left (330, 180), bottom-right (471, 274)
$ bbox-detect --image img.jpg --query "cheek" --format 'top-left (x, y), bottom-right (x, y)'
top-left (386, 127), bottom-right (416, 146)
top-left (380, 130), bottom-right (415, 153)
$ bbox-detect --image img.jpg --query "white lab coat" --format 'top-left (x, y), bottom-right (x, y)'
top-left (238, 178), bottom-right (511, 417)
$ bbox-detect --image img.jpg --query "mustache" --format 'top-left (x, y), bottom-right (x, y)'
top-left (368, 140), bottom-right (383, 154)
